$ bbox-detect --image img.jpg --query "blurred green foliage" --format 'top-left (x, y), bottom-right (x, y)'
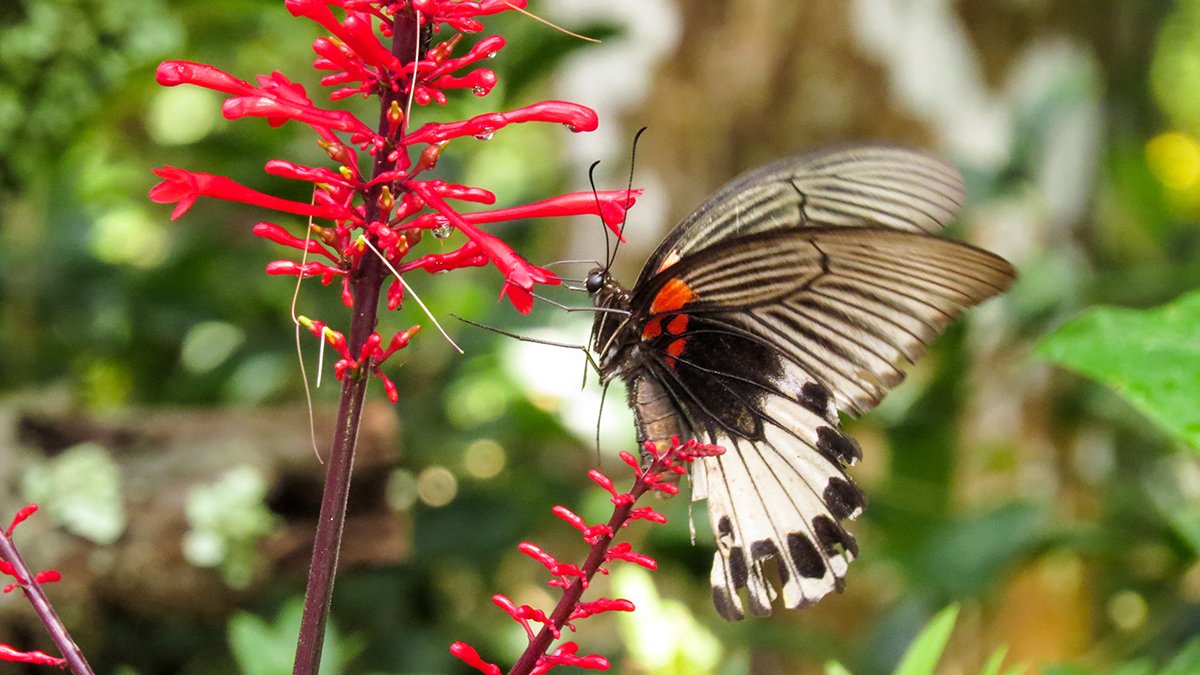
top-left (1, 1), bottom-right (1199, 674)
top-left (21, 442), bottom-right (126, 544)
top-left (228, 598), bottom-right (360, 675)
top-left (184, 465), bottom-right (280, 589)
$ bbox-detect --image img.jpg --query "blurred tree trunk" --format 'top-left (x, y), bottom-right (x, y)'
top-left (630, 1), bottom-right (928, 243)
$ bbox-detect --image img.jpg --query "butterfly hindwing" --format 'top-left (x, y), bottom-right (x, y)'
top-left (624, 353), bottom-right (864, 621)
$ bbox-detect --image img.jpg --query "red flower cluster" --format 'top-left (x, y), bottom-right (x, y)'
top-left (451, 438), bottom-right (725, 675)
top-left (0, 504), bottom-right (68, 669)
top-left (149, 0), bottom-right (641, 393)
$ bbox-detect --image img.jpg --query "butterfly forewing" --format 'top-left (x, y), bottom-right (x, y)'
top-left (590, 144), bottom-right (1015, 620)
top-left (641, 228), bottom-right (1013, 412)
top-left (637, 146), bottom-right (967, 288)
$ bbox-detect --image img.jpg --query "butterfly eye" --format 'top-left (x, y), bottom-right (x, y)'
top-left (585, 270), bottom-right (605, 294)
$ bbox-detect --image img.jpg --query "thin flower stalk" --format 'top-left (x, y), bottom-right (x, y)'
top-left (451, 438), bottom-right (726, 675)
top-left (0, 504), bottom-right (92, 674)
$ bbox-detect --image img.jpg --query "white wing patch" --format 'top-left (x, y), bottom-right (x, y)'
top-left (689, 377), bottom-right (864, 620)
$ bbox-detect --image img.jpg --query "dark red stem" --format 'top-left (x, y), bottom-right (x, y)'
top-left (0, 531), bottom-right (94, 675)
top-left (291, 9), bottom-right (424, 675)
top-left (507, 467), bottom-right (658, 675)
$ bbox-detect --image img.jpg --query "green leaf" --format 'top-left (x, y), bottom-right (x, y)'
top-left (1037, 290), bottom-right (1200, 449)
top-left (979, 646), bottom-right (1008, 675)
top-left (893, 605), bottom-right (959, 675)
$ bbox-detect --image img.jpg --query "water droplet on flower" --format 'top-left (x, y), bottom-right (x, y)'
top-left (474, 132), bottom-right (494, 141)
top-left (564, 124), bottom-right (578, 133)
top-left (472, 86), bottom-right (487, 97)
top-left (432, 223), bottom-right (454, 239)
top-left (487, 52), bottom-right (498, 59)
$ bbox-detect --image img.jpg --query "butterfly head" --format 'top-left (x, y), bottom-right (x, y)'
top-left (584, 268), bottom-right (606, 295)
top-left (584, 267), bottom-right (639, 381)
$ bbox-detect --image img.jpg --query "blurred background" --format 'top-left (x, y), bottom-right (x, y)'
top-left (1, 0), bottom-right (1199, 673)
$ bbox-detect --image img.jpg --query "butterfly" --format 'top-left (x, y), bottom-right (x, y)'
top-left (585, 145), bottom-right (1015, 620)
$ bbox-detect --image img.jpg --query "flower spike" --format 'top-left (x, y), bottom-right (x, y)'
top-left (452, 438), bottom-right (724, 675)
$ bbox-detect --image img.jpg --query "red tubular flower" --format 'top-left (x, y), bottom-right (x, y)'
top-left (427, 35), bottom-right (504, 79)
top-left (380, 326), bottom-right (421, 360)
top-left (223, 95), bottom-right (377, 144)
top-left (0, 644), bottom-right (66, 668)
top-left (253, 223), bottom-right (340, 261)
top-left (264, 159), bottom-right (352, 187)
top-left (405, 100), bottom-right (598, 145)
top-left (156, 60), bottom-right (259, 96)
top-left (5, 504), bottom-right (37, 536)
top-left (265, 260), bottom-right (346, 284)
top-left (568, 599), bottom-right (635, 623)
top-left (32, 571), bottom-right (61, 585)
top-left (411, 183), bottom-right (560, 314)
top-left (448, 190), bottom-right (641, 240)
top-left (397, 241), bottom-right (489, 275)
top-left (449, 642), bottom-right (501, 675)
top-left (150, 168), bottom-right (344, 221)
top-left (413, 0), bottom-right (528, 32)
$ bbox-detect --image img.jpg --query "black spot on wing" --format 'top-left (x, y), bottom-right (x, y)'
top-left (815, 426), bottom-right (863, 465)
top-left (718, 516), bottom-right (733, 538)
top-left (712, 586), bottom-right (743, 621)
top-left (786, 532), bottom-right (827, 579)
top-left (729, 546), bottom-right (748, 589)
top-left (823, 476), bottom-right (865, 519)
top-left (799, 381), bottom-right (831, 416)
top-left (751, 539), bottom-right (789, 584)
top-left (750, 539), bottom-right (779, 558)
top-left (813, 515), bottom-right (860, 558)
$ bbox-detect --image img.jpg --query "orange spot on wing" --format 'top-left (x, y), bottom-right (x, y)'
top-left (650, 278), bottom-right (697, 314)
top-left (641, 318), bottom-right (663, 340)
top-left (663, 338), bottom-right (688, 370)
top-left (667, 338), bottom-right (686, 357)
top-left (666, 314), bottom-right (689, 335)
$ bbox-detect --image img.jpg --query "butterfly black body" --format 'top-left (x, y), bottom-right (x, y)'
top-left (586, 145), bottom-right (1015, 621)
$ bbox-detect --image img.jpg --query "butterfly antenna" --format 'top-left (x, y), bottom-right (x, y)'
top-left (526, 289), bottom-right (632, 316)
top-left (451, 314), bottom-right (601, 372)
top-left (544, 259), bottom-right (604, 269)
top-left (587, 159), bottom-right (610, 269)
top-left (608, 126), bottom-right (648, 269)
